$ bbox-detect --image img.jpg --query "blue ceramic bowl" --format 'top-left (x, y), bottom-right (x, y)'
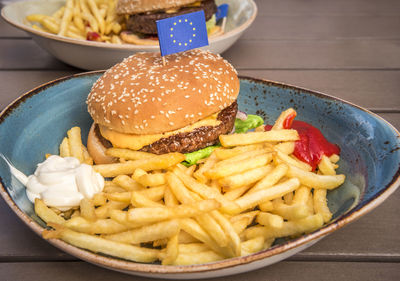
top-left (0, 72), bottom-right (399, 279)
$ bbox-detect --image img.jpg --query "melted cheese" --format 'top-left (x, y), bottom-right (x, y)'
top-left (100, 114), bottom-right (221, 150)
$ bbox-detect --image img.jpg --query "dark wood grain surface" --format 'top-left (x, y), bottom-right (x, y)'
top-left (0, 0), bottom-right (399, 280)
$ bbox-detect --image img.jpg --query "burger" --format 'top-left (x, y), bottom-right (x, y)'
top-left (86, 49), bottom-right (240, 164)
top-left (116, 0), bottom-right (222, 45)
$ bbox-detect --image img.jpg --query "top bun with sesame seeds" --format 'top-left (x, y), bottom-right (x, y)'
top-left (87, 49), bottom-right (239, 135)
top-left (86, 49), bottom-right (239, 163)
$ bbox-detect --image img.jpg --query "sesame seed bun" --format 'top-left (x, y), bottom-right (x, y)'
top-left (87, 49), bottom-right (240, 135)
top-left (117, 0), bottom-right (198, 15)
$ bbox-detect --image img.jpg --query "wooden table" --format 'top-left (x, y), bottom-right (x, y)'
top-left (1, 0), bottom-right (399, 280)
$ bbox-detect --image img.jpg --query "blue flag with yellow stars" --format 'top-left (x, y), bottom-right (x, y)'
top-left (216, 4), bottom-right (229, 21)
top-left (156, 10), bottom-right (209, 56)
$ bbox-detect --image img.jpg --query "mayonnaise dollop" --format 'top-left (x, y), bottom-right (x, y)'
top-left (26, 155), bottom-right (104, 211)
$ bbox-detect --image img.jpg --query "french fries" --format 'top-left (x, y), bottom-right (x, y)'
top-left (26, 0), bottom-right (124, 43)
top-left (37, 107), bottom-right (346, 266)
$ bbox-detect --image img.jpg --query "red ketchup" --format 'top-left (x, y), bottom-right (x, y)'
top-left (86, 31), bottom-right (101, 41)
top-left (265, 115), bottom-right (340, 170)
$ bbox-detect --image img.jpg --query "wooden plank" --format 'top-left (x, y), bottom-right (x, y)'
top-left (237, 70), bottom-right (400, 111)
top-left (0, 39), bottom-right (73, 70)
top-left (2, 38), bottom-right (400, 70)
top-left (1, 171), bottom-right (399, 260)
top-left (0, 15), bottom-right (29, 38)
top-left (254, 0), bottom-right (400, 16)
top-left (0, 70), bottom-right (78, 109)
top-left (223, 39), bottom-right (400, 70)
top-left (243, 15), bottom-right (400, 40)
top-left (0, 261), bottom-right (399, 281)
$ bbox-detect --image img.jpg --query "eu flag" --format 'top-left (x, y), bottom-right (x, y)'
top-left (216, 4), bottom-right (229, 21)
top-left (156, 11), bottom-right (209, 56)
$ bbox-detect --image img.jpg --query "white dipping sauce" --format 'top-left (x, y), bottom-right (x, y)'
top-left (26, 155), bottom-right (104, 211)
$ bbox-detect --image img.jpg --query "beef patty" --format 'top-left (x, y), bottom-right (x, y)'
top-left (95, 100), bottom-right (238, 154)
top-left (126, 0), bottom-right (217, 35)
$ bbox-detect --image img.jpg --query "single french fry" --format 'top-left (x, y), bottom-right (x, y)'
top-left (245, 214), bottom-right (324, 240)
top-left (232, 178), bottom-right (300, 215)
top-left (92, 192), bottom-right (107, 206)
top-left (313, 189), bottom-right (332, 223)
top-left (173, 250), bottom-right (224, 265)
top-left (133, 169), bottom-right (166, 187)
top-left (131, 191), bottom-right (164, 207)
top-left (213, 144), bottom-right (264, 160)
top-left (193, 153), bottom-right (218, 183)
top-left (72, 0), bottom-right (85, 32)
top-left (271, 108), bottom-right (297, 130)
top-left (205, 153), bottom-right (273, 179)
top-left (93, 152), bottom-right (185, 177)
top-left (329, 154), bottom-right (340, 163)
top-left (178, 243), bottom-right (210, 254)
top-left (247, 163), bottom-right (288, 194)
top-left (104, 220), bottom-right (180, 244)
top-left (112, 174), bottom-right (144, 191)
top-left (283, 191), bottom-right (294, 205)
top-left (292, 186), bottom-right (311, 205)
top-left (59, 0), bottom-right (74, 36)
top-left (79, 198), bottom-right (96, 221)
top-left (258, 200), bottom-right (273, 212)
top-left (318, 155), bottom-right (336, 176)
top-left (287, 164), bottom-right (345, 189)
top-left (161, 233), bottom-right (179, 265)
top-left (127, 199), bottom-right (220, 224)
top-left (275, 149), bottom-right (312, 171)
top-left (271, 198), bottom-right (310, 220)
top-left (256, 212), bottom-right (284, 228)
top-left (106, 148), bottom-right (155, 160)
top-left (34, 198), bottom-right (65, 225)
top-left (241, 236), bottom-right (265, 256)
top-left (219, 165), bottom-right (273, 190)
top-left (59, 137), bottom-right (70, 157)
top-left (67, 127), bottom-right (84, 163)
top-left (87, 0), bottom-right (105, 34)
top-left (94, 200), bottom-right (129, 219)
top-left (64, 216), bottom-right (128, 234)
top-left (274, 142), bottom-right (295, 155)
top-left (219, 130), bottom-right (299, 147)
top-left (43, 224), bottom-right (161, 263)
top-left (164, 185), bottom-right (179, 206)
top-left (223, 184), bottom-right (252, 201)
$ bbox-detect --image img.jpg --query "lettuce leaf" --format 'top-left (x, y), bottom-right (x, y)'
top-left (234, 114), bottom-right (264, 133)
top-left (182, 145), bottom-right (220, 167)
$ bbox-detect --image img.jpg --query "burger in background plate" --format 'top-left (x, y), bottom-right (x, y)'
top-left (117, 0), bottom-right (223, 45)
top-left (86, 49), bottom-right (241, 164)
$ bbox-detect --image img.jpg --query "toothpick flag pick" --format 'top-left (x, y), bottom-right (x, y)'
top-left (156, 10), bottom-right (209, 57)
top-left (216, 4), bottom-right (229, 21)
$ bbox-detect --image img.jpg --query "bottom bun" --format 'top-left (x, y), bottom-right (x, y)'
top-left (87, 123), bottom-right (118, 164)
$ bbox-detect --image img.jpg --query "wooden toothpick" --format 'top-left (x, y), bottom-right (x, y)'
top-left (162, 56), bottom-right (166, 66)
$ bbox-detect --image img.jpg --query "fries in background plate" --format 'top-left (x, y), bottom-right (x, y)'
top-left (37, 109), bottom-right (345, 265)
top-left (26, 0), bottom-right (123, 43)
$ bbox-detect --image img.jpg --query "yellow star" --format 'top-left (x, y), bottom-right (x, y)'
top-left (185, 19), bottom-right (188, 22)
top-left (179, 43), bottom-right (182, 46)
top-left (170, 27), bottom-right (173, 31)
top-left (170, 34), bottom-right (173, 37)
top-left (185, 43), bottom-right (187, 46)
top-left (193, 27), bottom-right (196, 31)
top-left (174, 22), bottom-right (176, 25)
top-left (179, 19), bottom-right (182, 23)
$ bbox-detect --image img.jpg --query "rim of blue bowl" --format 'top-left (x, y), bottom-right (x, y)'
top-left (0, 71), bottom-right (399, 275)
